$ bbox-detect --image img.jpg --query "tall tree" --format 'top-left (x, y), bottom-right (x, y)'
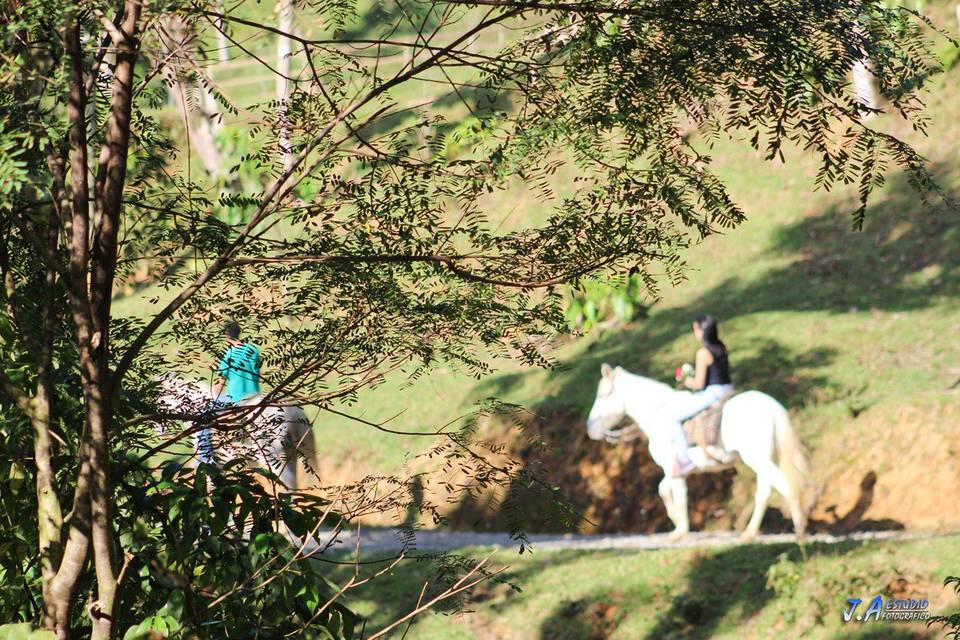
top-left (159, 15), bottom-right (225, 178)
top-left (276, 0), bottom-right (294, 170)
top-left (0, 0), bottom-right (953, 637)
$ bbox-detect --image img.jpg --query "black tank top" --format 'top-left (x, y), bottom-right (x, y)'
top-left (705, 346), bottom-right (731, 386)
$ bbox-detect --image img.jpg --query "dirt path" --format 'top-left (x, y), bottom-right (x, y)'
top-left (318, 528), bottom-right (935, 555)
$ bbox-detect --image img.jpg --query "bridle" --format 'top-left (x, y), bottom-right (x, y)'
top-left (592, 377), bottom-right (645, 444)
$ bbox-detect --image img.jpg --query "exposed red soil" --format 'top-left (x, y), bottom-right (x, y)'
top-left (807, 401), bottom-right (960, 533)
top-left (314, 400), bottom-right (960, 535)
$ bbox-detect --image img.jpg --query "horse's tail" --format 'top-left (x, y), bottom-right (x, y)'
top-left (773, 406), bottom-right (810, 534)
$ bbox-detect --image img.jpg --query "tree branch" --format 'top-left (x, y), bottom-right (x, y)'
top-left (113, 6), bottom-right (525, 384)
top-left (0, 369), bottom-right (32, 415)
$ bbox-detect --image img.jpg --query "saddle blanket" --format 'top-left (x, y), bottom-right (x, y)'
top-left (683, 390), bottom-right (737, 450)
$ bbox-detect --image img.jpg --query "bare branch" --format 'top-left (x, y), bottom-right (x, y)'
top-left (367, 555), bottom-right (503, 639)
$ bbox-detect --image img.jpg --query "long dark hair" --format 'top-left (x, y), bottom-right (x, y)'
top-left (695, 314), bottom-right (726, 358)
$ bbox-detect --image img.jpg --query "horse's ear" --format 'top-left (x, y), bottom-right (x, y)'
top-left (601, 363), bottom-right (613, 379)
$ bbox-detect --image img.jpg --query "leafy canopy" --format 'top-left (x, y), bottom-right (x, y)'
top-left (0, 0), bottom-right (954, 635)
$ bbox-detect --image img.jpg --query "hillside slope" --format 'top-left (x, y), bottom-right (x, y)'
top-left (308, 11), bottom-right (960, 534)
top-left (110, 2), bottom-right (960, 536)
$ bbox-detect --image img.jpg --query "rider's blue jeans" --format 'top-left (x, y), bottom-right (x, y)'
top-left (669, 384), bottom-right (734, 461)
top-left (196, 397), bottom-right (232, 464)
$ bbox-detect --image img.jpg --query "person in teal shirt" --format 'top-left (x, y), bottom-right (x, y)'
top-left (197, 321), bottom-right (261, 463)
top-left (214, 322), bottom-right (261, 403)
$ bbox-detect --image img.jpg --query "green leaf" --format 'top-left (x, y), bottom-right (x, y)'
top-left (0, 624), bottom-right (57, 640)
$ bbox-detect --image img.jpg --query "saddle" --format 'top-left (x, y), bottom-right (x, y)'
top-left (683, 390), bottom-right (737, 457)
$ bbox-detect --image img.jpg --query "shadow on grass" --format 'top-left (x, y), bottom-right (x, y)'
top-left (323, 538), bottom-right (938, 639)
top-left (528, 540), bottom-right (938, 640)
top-left (537, 595), bottom-right (628, 640)
top-left (635, 541), bottom-right (866, 640)
top-left (478, 162), bottom-right (959, 409)
top-left (319, 546), bottom-right (595, 638)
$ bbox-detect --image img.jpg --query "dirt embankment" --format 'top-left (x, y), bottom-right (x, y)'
top-left (315, 400), bottom-right (960, 535)
top-left (807, 401), bottom-right (960, 532)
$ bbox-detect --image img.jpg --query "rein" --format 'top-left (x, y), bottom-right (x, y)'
top-left (602, 422), bottom-right (644, 444)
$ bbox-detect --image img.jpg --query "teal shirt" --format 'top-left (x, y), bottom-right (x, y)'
top-left (217, 343), bottom-right (261, 402)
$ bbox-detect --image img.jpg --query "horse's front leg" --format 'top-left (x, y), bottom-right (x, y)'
top-left (650, 440), bottom-right (690, 539)
top-left (742, 475), bottom-right (772, 542)
top-left (667, 477), bottom-right (690, 540)
top-left (658, 477), bottom-right (677, 527)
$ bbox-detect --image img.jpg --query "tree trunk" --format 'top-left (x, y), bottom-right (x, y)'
top-left (43, 20), bottom-right (98, 639)
top-left (160, 16), bottom-right (224, 178)
top-left (852, 58), bottom-right (879, 119)
top-left (216, 0), bottom-right (230, 64)
top-left (32, 382), bottom-right (63, 624)
top-left (46, 456), bottom-right (93, 640)
top-left (276, 0), bottom-right (294, 170)
top-left (85, 0), bottom-right (141, 635)
top-left (86, 394), bottom-right (118, 640)
top-left (169, 77), bottom-right (224, 177)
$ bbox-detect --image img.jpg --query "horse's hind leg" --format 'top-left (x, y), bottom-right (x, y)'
top-left (293, 424), bottom-right (318, 489)
top-left (275, 440), bottom-right (298, 490)
top-left (278, 458), bottom-right (297, 490)
top-left (764, 459), bottom-right (807, 537)
top-left (744, 458), bottom-right (806, 539)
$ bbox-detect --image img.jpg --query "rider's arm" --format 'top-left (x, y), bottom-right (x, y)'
top-left (213, 350), bottom-right (230, 399)
top-left (684, 348), bottom-right (712, 390)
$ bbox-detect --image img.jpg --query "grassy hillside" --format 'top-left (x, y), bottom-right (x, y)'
top-left (333, 534), bottom-right (960, 639)
top-left (302, 4), bottom-right (960, 532)
top-left (114, 2), bottom-right (960, 533)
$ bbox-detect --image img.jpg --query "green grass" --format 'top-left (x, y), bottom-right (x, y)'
top-left (331, 534), bottom-right (960, 639)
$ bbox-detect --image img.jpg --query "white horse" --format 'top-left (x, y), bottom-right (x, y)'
top-left (585, 364), bottom-right (809, 540)
top-left (156, 374), bottom-right (317, 490)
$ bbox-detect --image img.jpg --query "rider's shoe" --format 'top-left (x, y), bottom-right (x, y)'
top-left (673, 458), bottom-right (696, 478)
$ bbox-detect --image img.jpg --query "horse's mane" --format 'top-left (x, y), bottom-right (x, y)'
top-left (616, 368), bottom-right (676, 398)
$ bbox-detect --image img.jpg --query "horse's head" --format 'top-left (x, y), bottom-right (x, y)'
top-left (586, 363), bottom-right (627, 440)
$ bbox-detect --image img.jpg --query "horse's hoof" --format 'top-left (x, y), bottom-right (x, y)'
top-left (739, 530), bottom-right (758, 543)
top-left (668, 529), bottom-right (689, 542)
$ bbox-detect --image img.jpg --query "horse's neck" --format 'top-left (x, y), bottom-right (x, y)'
top-left (619, 373), bottom-right (679, 433)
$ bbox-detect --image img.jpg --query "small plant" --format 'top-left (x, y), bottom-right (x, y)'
top-left (927, 576), bottom-right (960, 639)
top-left (766, 552), bottom-right (805, 623)
top-left (564, 275), bottom-right (648, 333)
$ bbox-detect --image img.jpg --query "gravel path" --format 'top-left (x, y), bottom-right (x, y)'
top-left (316, 528), bottom-right (933, 556)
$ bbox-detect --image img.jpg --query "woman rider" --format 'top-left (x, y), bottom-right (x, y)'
top-left (669, 314), bottom-right (734, 477)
